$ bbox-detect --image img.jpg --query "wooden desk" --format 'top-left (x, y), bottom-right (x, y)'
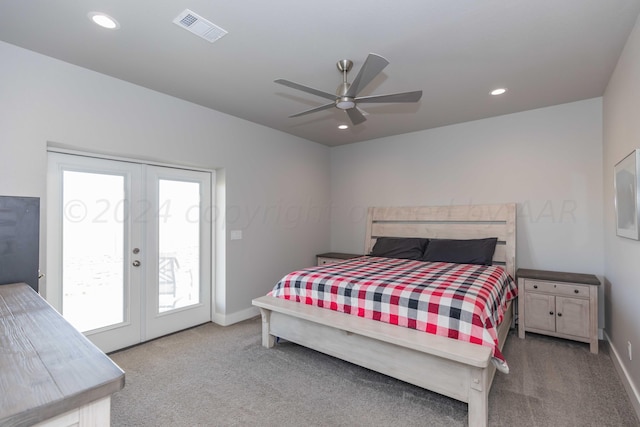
top-left (0, 283), bottom-right (125, 426)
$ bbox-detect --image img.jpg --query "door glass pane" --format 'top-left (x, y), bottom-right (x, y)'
top-left (62, 171), bottom-right (124, 332)
top-left (158, 180), bottom-right (200, 313)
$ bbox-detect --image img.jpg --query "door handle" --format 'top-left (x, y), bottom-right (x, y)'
top-left (133, 260), bottom-right (141, 267)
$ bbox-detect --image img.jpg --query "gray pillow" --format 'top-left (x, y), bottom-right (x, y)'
top-left (421, 238), bottom-right (498, 265)
top-left (369, 237), bottom-right (429, 260)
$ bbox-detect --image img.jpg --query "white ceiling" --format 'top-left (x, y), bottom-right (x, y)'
top-left (1, 1), bottom-right (639, 147)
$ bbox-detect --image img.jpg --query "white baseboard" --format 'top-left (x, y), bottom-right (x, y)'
top-left (212, 306), bottom-right (259, 326)
top-left (605, 331), bottom-right (640, 421)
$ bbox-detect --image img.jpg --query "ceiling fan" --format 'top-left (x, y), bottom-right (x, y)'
top-left (275, 53), bottom-right (422, 126)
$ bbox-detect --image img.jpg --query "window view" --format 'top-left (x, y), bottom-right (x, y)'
top-left (62, 171), bottom-right (125, 332)
top-left (158, 179), bottom-right (201, 313)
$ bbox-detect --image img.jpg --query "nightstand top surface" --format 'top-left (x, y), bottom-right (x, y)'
top-left (316, 252), bottom-right (363, 260)
top-left (517, 268), bottom-right (600, 286)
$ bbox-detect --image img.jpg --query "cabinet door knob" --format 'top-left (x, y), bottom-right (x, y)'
top-left (557, 313), bottom-right (562, 317)
top-left (549, 311), bottom-right (554, 315)
top-left (533, 285), bottom-right (538, 289)
top-left (574, 289), bottom-right (579, 294)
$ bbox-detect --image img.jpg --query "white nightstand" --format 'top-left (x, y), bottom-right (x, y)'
top-left (316, 252), bottom-right (363, 266)
top-left (517, 268), bottom-right (600, 354)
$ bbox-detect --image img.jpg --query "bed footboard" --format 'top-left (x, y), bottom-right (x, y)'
top-left (253, 295), bottom-right (511, 427)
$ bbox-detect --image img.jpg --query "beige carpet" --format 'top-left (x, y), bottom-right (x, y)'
top-left (109, 317), bottom-right (639, 426)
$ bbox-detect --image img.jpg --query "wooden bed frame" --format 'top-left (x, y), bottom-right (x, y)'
top-left (252, 203), bottom-right (516, 427)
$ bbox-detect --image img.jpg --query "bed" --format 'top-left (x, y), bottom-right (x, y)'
top-left (252, 203), bottom-right (516, 427)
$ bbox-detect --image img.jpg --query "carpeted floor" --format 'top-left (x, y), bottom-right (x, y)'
top-left (109, 317), bottom-right (639, 426)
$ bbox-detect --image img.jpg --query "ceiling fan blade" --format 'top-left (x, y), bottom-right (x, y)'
top-left (345, 53), bottom-right (389, 98)
top-left (356, 90), bottom-right (423, 104)
top-left (275, 79), bottom-right (336, 101)
top-left (346, 107), bottom-right (367, 125)
top-left (288, 102), bottom-right (335, 118)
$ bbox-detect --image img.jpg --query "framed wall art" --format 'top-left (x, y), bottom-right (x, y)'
top-left (614, 149), bottom-right (640, 240)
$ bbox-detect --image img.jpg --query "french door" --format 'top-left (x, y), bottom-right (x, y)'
top-left (47, 152), bottom-right (212, 353)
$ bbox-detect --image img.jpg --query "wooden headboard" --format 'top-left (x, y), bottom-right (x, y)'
top-left (364, 203), bottom-right (517, 277)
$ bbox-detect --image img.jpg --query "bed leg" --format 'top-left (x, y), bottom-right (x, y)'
top-left (467, 368), bottom-right (489, 427)
top-left (258, 308), bottom-right (275, 348)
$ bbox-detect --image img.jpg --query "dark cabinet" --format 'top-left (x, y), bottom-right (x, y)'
top-left (0, 196), bottom-right (40, 291)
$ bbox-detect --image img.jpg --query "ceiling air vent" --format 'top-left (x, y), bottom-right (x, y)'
top-left (173, 9), bottom-right (227, 43)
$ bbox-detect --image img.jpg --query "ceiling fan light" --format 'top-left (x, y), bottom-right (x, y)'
top-left (336, 97), bottom-right (356, 110)
top-left (491, 88), bottom-right (507, 96)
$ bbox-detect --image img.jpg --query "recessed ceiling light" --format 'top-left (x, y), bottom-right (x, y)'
top-left (491, 88), bottom-right (507, 96)
top-left (338, 124), bottom-right (349, 130)
top-left (88, 12), bottom-right (120, 29)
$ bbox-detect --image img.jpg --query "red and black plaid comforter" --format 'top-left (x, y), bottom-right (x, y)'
top-left (270, 256), bottom-right (517, 371)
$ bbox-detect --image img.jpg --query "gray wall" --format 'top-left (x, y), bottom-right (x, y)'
top-left (603, 13), bottom-right (640, 413)
top-left (0, 40), bottom-right (331, 322)
top-left (329, 98), bottom-right (604, 277)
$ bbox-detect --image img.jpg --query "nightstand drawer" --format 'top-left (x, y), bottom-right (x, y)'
top-left (524, 280), bottom-right (589, 298)
top-left (317, 257), bottom-right (342, 266)
top-left (316, 252), bottom-right (362, 267)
